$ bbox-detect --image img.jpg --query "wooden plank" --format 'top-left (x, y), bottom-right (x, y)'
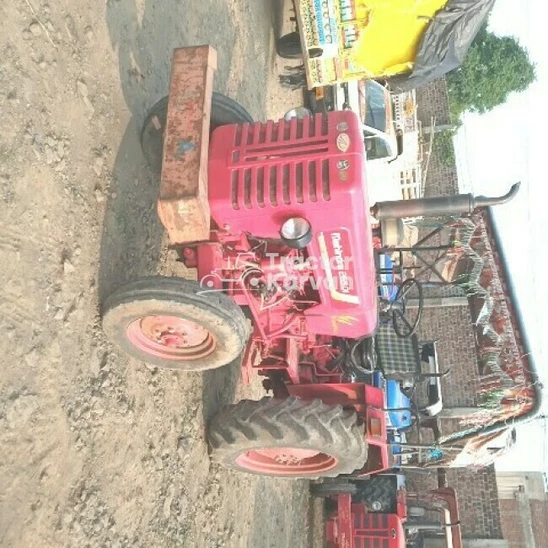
top-left (158, 46), bottom-right (217, 244)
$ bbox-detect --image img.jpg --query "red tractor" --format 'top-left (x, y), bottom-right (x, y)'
top-left (312, 475), bottom-right (462, 548)
top-left (102, 46), bottom-right (520, 479)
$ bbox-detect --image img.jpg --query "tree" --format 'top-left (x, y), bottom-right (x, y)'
top-left (446, 26), bottom-right (536, 117)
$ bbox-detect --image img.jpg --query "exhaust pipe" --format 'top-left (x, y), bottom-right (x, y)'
top-left (474, 182), bottom-right (521, 208)
top-left (372, 183), bottom-right (521, 220)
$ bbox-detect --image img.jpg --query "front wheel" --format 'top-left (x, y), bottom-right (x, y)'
top-left (208, 397), bottom-right (368, 478)
top-left (101, 276), bottom-right (249, 371)
top-left (141, 92), bottom-right (254, 177)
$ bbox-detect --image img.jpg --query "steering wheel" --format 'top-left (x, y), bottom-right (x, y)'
top-left (390, 278), bottom-right (424, 338)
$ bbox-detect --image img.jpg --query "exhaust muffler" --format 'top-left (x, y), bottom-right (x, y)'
top-left (372, 183), bottom-right (521, 220)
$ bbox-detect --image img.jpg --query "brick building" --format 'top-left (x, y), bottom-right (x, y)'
top-left (415, 79), bottom-right (459, 199)
top-left (410, 79), bottom-right (541, 545)
top-left (497, 472), bottom-right (548, 547)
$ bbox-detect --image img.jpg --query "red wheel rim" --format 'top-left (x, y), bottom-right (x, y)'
top-left (235, 446), bottom-right (338, 476)
top-left (126, 315), bottom-right (216, 361)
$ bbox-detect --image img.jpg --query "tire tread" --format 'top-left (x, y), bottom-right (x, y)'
top-left (208, 397), bottom-right (368, 478)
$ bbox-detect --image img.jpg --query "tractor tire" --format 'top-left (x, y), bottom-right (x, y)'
top-left (355, 475), bottom-right (397, 513)
top-left (141, 91), bottom-right (254, 176)
top-left (310, 481), bottom-right (358, 498)
top-left (276, 32), bottom-right (302, 59)
top-left (101, 276), bottom-right (249, 371)
top-left (208, 397), bottom-right (368, 478)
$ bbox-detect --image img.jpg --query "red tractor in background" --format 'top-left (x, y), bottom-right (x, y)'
top-left (101, 46), bottom-right (520, 479)
top-left (312, 475), bottom-right (462, 548)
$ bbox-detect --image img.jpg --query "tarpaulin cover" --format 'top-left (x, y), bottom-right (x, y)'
top-left (388, 0), bottom-right (496, 91)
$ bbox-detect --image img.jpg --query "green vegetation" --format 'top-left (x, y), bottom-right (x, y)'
top-left (433, 129), bottom-right (456, 167)
top-left (446, 25), bottom-right (536, 119)
top-left (478, 388), bottom-right (506, 409)
top-left (435, 26), bottom-right (535, 168)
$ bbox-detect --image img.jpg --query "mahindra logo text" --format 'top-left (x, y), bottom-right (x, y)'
top-left (331, 232), bottom-right (352, 295)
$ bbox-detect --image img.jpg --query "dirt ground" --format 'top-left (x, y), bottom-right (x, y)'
top-left (0, 1), bottom-right (323, 546)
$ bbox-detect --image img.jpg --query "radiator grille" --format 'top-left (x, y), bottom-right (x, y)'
top-left (354, 513), bottom-right (391, 548)
top-left (230, 114), bottom-right (331, 210)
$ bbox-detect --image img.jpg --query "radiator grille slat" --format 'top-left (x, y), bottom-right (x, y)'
top-left (321, 159), bottom-right (331, 201)
top-left (308, 161), bottom-right (317, 202)
top-left (282, 164), bottom-right (290, 205)
top-left (243, 168), bottom-right (252, 209)
top-left (269, 166), bottom-right (278, 207)
top-left (257, 167), bottom-right (265, 208)
top-left (241, 123), bottom-right (249, 147)
top-left (231, 170), bottom-right (239, 210)
top-left (234, 124), bottom-right (242, 146)
top-left (296, 163), bottom-right (304, 204)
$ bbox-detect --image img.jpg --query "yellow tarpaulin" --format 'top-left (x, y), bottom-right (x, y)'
top-left (352, 0), bottom-right (450, 77)
top-left (297, 0), bottom-right (450, 87)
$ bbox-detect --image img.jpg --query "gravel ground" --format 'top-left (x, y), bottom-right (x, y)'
top-left (0, 0), bottom-right (321, 546)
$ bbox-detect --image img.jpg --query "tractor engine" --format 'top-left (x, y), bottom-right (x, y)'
top-left (181, 111), bottom-right (378, 384)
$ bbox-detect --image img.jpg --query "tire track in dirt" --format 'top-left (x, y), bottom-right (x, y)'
top-left (0, 224), bottom-right (59, 255)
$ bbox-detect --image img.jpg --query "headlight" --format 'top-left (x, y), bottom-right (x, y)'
top-left (280, 217), bottom-right (312, 249)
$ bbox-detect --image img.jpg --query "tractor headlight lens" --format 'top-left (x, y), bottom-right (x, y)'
top-left (281, 217), bottom-right (310, 240)
top-left (280, 217), bottom-right (312, 249)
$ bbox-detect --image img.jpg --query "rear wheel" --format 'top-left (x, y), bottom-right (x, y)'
top-left (141, 91), bottom-right (254, 176)
top-left (276, 32), bottom-right (302, 59)
top-left (101, 276), bottom-right (249, 371)
top-left (208, 397), bottom-right (368, 478)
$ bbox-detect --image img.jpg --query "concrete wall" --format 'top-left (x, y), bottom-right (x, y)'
top-left (497, 472), bottom-right (547, 500)
top-left (497, 472), bottom-right (548, 547)
top-left (531, 500), bottom-right (548, 546)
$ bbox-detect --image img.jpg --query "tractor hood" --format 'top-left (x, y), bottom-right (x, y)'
top-left (208, 110), bottom-right (379, 339)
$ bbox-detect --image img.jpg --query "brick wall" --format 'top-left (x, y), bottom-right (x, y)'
top-left (413, 81), bottom-right (504, 542)
top-left (409, 465), bottom-right (503, 538)
top-left (499, 498), bottom-right (548, 547)
top-left (446, 466), bottom-right (503, 538)
top-left (531, 500), bottom-right (548, 545)
top-left (417, 306), bottom-right (479, 407)
top-left (422, 151), bottom-right (459, 198)
top-left (416, 78), bottom-right (459, 197)
top-left (416, 79), bottom-right (478, 408)
top-left (500, 499), bottom-right (525, 547)
top-left (415, 79), bottom-right (453, 128)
